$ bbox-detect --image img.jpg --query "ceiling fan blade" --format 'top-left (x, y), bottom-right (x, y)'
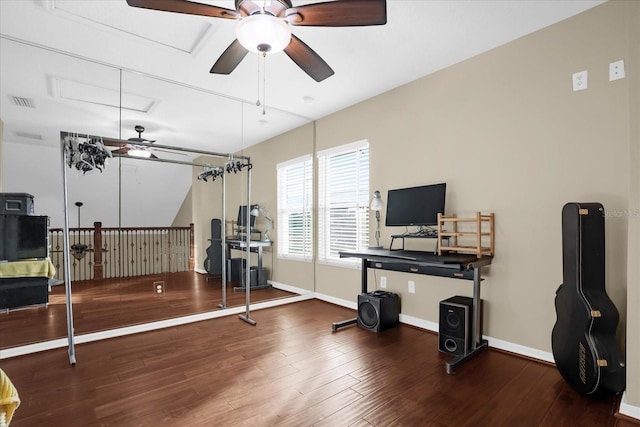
top-left (126, 0), bottom-right (239, 19)
top-left (210, 39), bottom-right (249, 75)
top-left (285, 0), bottom-right (386, 27)
top-left (284, 35), bottom-right (334, 82)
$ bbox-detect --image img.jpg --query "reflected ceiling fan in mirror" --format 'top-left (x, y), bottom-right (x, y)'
top-left (103, 125), bottom-right (183, 159)
top-left (126, 0), bottom-right (387, 82)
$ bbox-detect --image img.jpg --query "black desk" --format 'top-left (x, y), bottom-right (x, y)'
top-left (338, 248), bottom-right (492, 374)
top-left (226, 239), bottom-right (272, 291)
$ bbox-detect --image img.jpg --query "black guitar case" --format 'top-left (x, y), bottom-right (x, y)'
top-left (552, 202), bottom-right (625, 395)
top-left (204, 218), bottom-right (222, 276)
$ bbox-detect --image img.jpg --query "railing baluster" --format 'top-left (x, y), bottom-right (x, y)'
top-left (48, 224), bottom-right (193, 281)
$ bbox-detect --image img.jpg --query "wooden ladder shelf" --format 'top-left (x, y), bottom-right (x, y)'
top-left (437, 212), bottom-right (495, 258)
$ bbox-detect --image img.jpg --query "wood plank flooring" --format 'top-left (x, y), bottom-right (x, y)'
top-left (1, 299), bottom-right (635, 427)
top-left (0, 272), bottom-right (296, 350)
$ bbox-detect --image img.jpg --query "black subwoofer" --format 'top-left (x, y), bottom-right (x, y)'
top-left (439, 296), bottom-right (481, 355)
top-left (357, 291), bottom-right (400, 332)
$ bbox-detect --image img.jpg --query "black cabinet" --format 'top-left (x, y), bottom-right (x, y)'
top-left (0, 196), bottom-right (51, 309)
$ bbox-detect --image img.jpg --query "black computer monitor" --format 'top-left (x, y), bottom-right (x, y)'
top-left (237, 205), bottom-right (258, 231)
top-left (385, 183), bottom-right (446, 227)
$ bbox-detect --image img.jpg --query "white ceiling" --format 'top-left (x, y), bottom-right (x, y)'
top-left (0, 0), bottom-right (605, 228)
top-left (1, 0), bottom-right (605, 155)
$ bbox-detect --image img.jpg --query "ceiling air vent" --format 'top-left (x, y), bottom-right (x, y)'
top-left (9, 96), bottom-right (36, 108)
top-left (14, 131), bottom-right (43, 140)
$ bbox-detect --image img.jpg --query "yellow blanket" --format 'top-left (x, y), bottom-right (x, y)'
top-left (0, 258), bottom-right (56, 279)
top-left (0, 368), bottom-right (20, 426)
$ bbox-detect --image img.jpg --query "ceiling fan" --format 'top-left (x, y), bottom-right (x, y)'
top-left (126, 0), bottom-right (387, 82)
top-left (104, 125), bottom-right (179, 159)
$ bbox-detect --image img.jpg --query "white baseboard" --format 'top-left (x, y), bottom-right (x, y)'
top-left (313, 292), bottom-right (356, 310)
top-left (620, 391), bottom-right (640, 421)
top-left (484, 336), bottom-right (555, 363)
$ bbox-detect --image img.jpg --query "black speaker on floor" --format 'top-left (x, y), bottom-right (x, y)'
top-left (204, 219), bottom-right (222, 276)
top-left (357, 291), bottom-right (400, 332)
top-left (439, 296), bottom-right (481, 356)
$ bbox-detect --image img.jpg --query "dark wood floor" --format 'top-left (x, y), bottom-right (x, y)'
top-left (1, 299), bottom-right (635, 427)
top-left (0, 272), bottom-right (296, 350)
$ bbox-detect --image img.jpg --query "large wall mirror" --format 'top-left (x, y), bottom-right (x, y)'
top-left (0, 36), bottom-right (313, 357)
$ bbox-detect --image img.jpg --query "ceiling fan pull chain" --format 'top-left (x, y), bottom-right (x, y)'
top-left (262, 52), bottom-right (267, 115)
top-left (256, 55), bottom-right (261, 108)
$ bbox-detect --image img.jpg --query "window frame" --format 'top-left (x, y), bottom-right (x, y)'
top-left (317, 140), bottom-right (370, 268)
top-left (276, 154), bottom-right (314, 262)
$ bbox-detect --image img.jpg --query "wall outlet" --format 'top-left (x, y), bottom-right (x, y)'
top-left (408, 280), bottom-right (415, 294)
top-left (154, 281), bottom-right (165, 294)
top-left (380, 276), bottom-right (387, 289)
top-left (572, 70), bottom-right (588, 91)
top-left (609, 60), bottom-right (625, 81)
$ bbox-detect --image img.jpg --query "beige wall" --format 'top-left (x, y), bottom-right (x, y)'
top-left (0, 118), bottom-right (3, 191)
top-left (314, 0), bottom-right (631, 351)
top-left (625, 0), bottom-right (640, 410)
top-left (191, 156), bottom-right (227, 273)
top-left (234, 123), bottom-right (315, 291)
top-left (190, 1), bottom-right (638, 409)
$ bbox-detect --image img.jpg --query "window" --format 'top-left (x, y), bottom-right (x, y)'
top-left (277, 155), bottom-right (313, 261)
top-left (318, 140), bottom-right (369, 267)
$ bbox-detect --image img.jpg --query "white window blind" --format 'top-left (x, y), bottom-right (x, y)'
top-left (318, 140), bottom-right (369, 267)
top-left (277, 155), bottom-right (313, 261)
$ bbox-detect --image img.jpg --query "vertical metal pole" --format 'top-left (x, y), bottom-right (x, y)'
top-left (472, 267), bottom-right (482, 348)
top-left (61, 140), bottom-right (77, 365)
top-left (219, 172), bottom-right (227, 309)
top-left (239, 161), bottom-right (256, 325)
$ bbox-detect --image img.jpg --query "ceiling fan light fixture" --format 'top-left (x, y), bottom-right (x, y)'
top-left (236, 14), bottom-right (291, 54)
top-left (128, 148), bottom-right (152, 158)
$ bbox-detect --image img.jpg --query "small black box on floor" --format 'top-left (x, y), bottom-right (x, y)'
top-left (226, 258), bottom-right (246, 282)
top-left (238, 267), bottom-right (268, 288)
top-left (0, 193), bottom-right (35, 215)
top-left (439, 296), bottom-right (482, 356)
top-left (357, 291), bottom-right (400, 332)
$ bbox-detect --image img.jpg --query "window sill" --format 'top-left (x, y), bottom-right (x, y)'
top-left (318, 258), bottom-right (361, 270)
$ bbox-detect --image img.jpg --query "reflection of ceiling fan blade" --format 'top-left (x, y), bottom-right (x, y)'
top-left (126, 0), bottom-right (239, 19)
top-left (128, 137), bottom-right (156, 143)
top-left (111, 147), bottom-right (130, 155)
top-left (284, 35), bottom-right (334, 82)
top-left (285, 0), bottom-right (387, 26)
top-left (152, 148), bottom-right (187, 156)
top-left (210, 39), bottom-right (249, 75)
top-left (102, 137), bottom-right (127, 147)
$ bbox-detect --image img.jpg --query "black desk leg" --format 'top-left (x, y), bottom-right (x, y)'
top-left (332, 258), bottom-right (369, 332)
top-left (445, 266), bottom-right (489, 374)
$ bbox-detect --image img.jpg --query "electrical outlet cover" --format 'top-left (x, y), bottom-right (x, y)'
top-left (572, 70), bottom-right (588, 91)
top-left (609, 60), bottom-right (625, 81)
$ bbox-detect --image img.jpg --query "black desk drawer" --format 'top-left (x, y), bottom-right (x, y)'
top-left (367, 260), bottom-right (475, 280)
